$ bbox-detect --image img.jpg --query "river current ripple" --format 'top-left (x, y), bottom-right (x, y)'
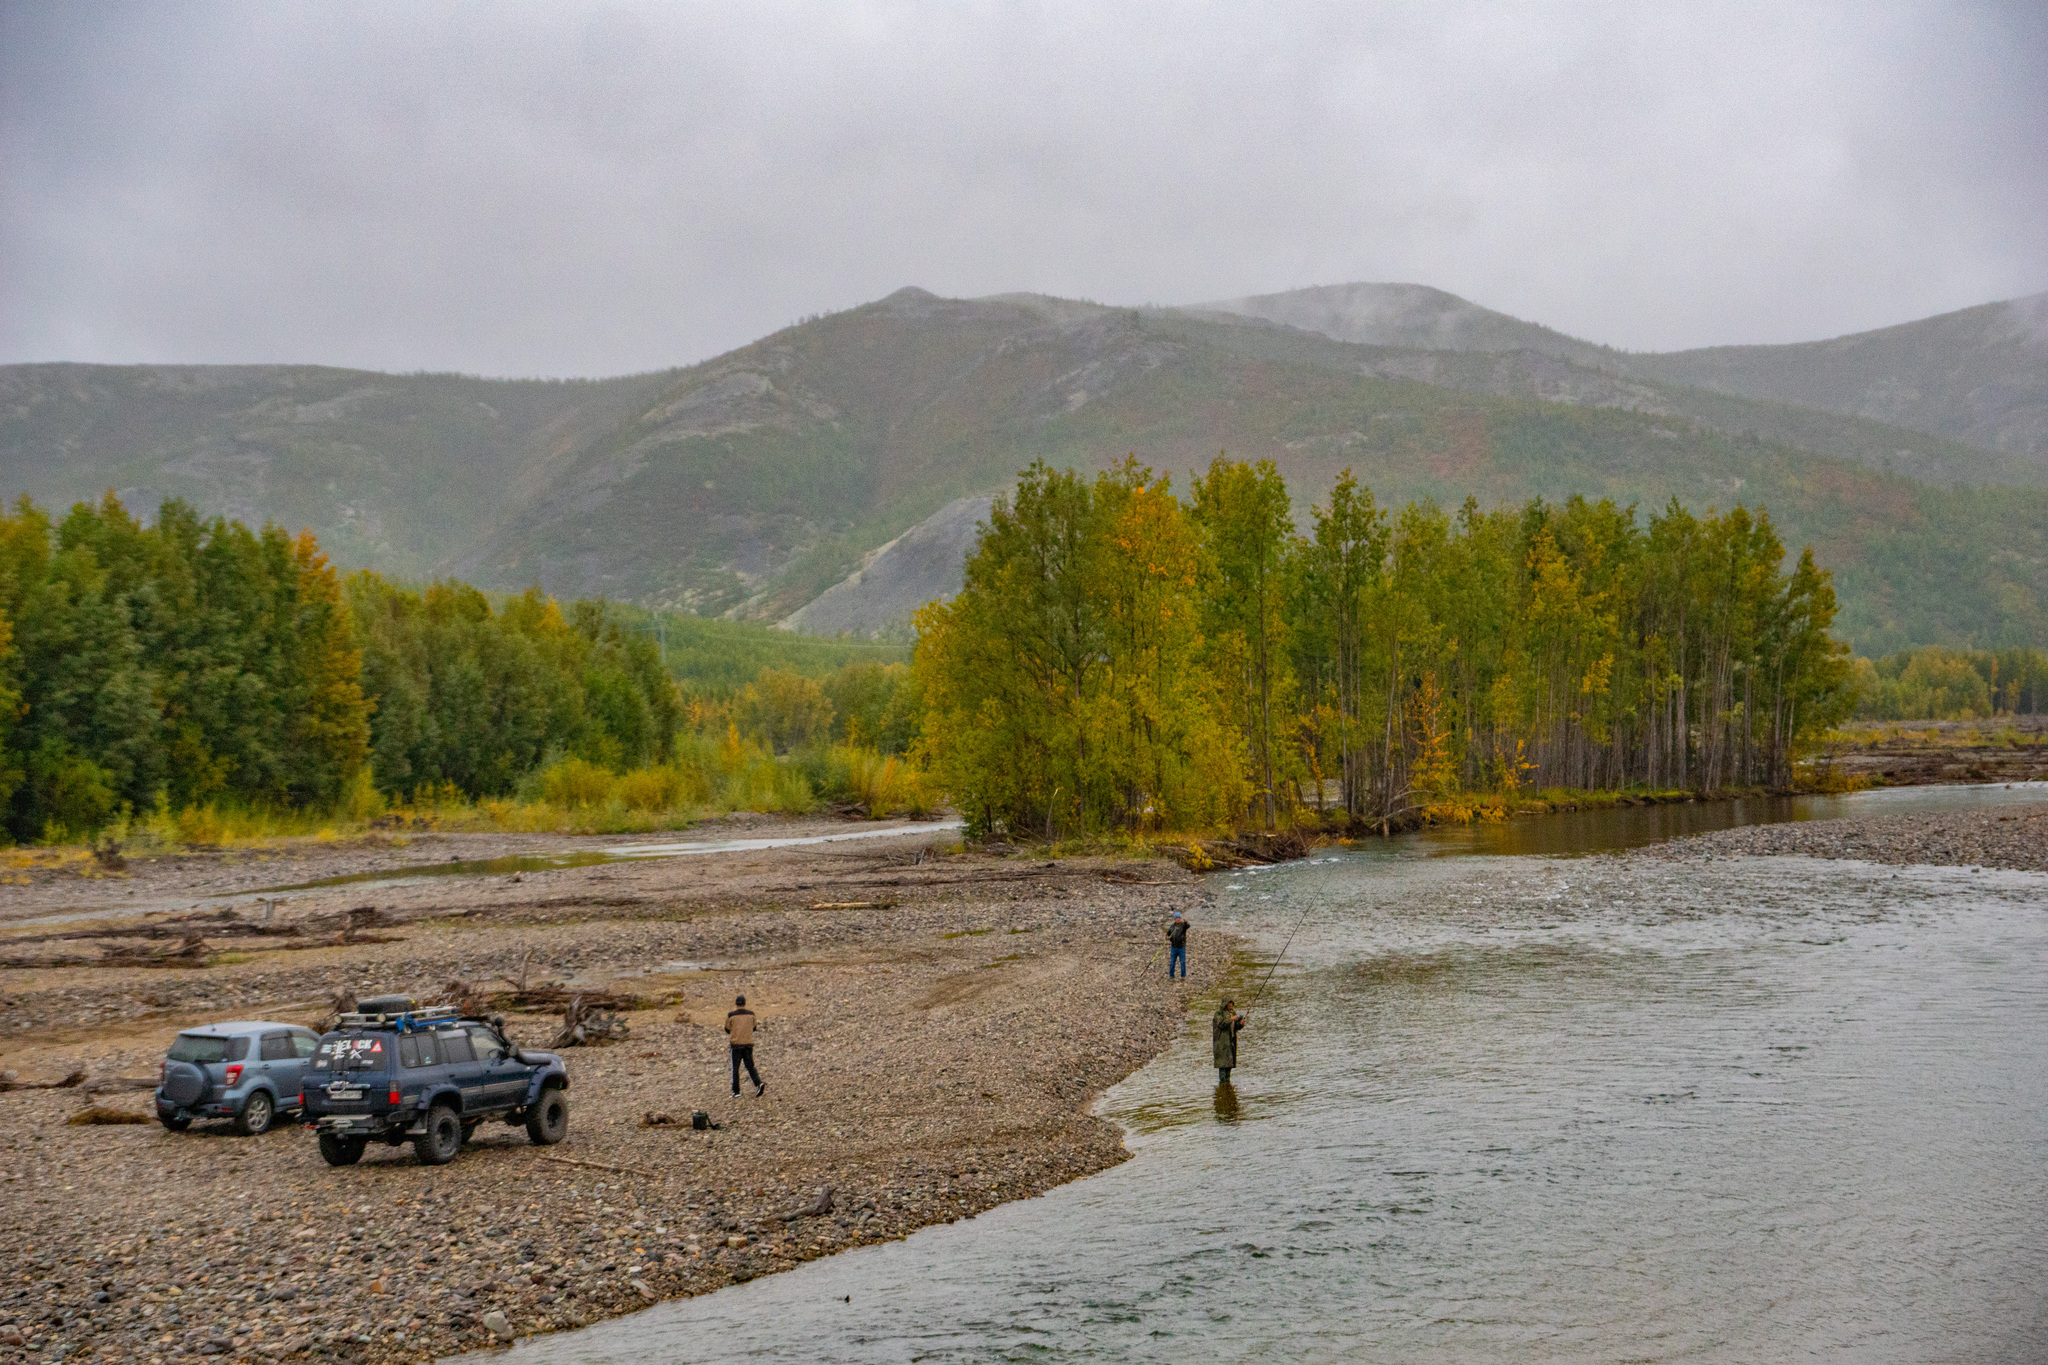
top-left (465, 791), bottom-right (2048, 1364)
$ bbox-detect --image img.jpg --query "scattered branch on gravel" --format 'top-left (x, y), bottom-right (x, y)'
top-left (4, 920), bottom-right (304, 946)
top-left (535, 1153), bottom-right (661, 1180)
top-left (807, 900), bottom-right (896, 910)
top-left (82, 1076), bottom-right (160, 1095)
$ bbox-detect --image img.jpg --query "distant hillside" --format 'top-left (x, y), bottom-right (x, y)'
top-left (1626, 292), bottom-right (2048, 461)
top-left (1193, 282), bottom-right (1620, 368)
top-left (5, 287), bottom-right (2046, 655)
top-left (779, 302), bottom-right (2048, 653)
top-left (1201, 283), bottom-right (2048, 466)
top-left (1174, 310), bottom-right (2039, 489)
top-left (0, 362), bottom-right (671, 580)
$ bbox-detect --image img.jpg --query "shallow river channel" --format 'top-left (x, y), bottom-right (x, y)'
top-left (461, 786), bottom-right (2048, 1364)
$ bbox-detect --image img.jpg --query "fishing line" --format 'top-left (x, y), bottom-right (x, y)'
top-left (1245, 879), bottom-right (1325, 1014)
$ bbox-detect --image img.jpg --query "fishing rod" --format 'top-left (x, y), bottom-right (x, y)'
top-left (1243, 890), bottom-right (1322, 1015)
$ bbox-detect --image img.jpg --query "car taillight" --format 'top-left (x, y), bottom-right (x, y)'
top-left (388, 1088), bottom-right (401, 1106)
top-left (158, 1060), bottom-right (165, 1082)
top-left (298, 1092), bottom-right (306, 1108)
top-left (224, 1065), bottom-right (243, 1087)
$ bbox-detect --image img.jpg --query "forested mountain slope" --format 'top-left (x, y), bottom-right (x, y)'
top-left (4, 287), bottom-right (2045, 654)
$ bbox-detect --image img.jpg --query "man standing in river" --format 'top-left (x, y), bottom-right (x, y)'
top-left (1166, 911), bottom-right (1189, 979)
top-left (1213, 998), bottom-right (1246, 1084)
top-left (727, 995), bottom-right (765, 1097)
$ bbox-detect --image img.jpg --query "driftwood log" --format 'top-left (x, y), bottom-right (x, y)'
top-left (0, 935), bottom-right (213, 969)
top-left (0, 1068), bottom-right (86, 1092)
top-left (0, 904), bottom-right (403, 971)
top-left (549, 994), bottom-right (630, 1048)
top-left (774, 1186), bottom-right (834, 1221)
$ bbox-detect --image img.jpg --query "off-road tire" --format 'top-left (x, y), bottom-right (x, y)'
top-left (414, 1104), bottom-right (463, 1166)
top-left (317, 1133), bottom-right (366, 1167)
top-left (525, 1087), bottom-right (567, 1146)
top-left (234, 1091), bottom-right (274, 1136)
top-left (158, 1114), bottom-right (191, 1133)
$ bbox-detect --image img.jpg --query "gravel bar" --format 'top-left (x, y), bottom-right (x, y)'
top-left (0, 828), bottom-right (1233, 1365)
top-left (1643, 800), bottom-right (2048, 871)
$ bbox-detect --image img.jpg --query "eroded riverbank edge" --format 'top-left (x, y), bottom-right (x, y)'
top-left (0, 821), bottom-right (1246, 1365)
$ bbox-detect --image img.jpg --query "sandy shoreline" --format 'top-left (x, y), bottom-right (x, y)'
top-left (0, 822), bottom-right (1233, 1365)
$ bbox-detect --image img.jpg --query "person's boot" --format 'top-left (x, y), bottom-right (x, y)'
top-left (755, 1081), bottom-right (767, 1097)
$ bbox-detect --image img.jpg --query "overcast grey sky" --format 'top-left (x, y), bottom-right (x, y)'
top-left (3, 1), bottom-right (2044, 376)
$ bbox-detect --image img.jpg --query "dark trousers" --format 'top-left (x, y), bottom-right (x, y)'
top-left (730, 1043), bottom-right (761, 1093)
top-left (1169, 944), bottom-right (1187, 978)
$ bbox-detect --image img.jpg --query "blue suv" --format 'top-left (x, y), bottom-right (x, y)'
top-left (156, 1021), bottom-right (322, 1135)
top-left (299, 997), bottom-right (570, 1166)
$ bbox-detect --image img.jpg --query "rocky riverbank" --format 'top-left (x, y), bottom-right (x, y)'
top-left (0, 824), bottom-right (1229, 1365)
top-left (1645, 799), bottom-right (2048, 871)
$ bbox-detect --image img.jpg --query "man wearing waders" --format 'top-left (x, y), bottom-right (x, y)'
top-left (1213, 999), bottom-right (1246, 1084)
top-left (726, 995), bottom-right (765, 1097)
top-left (1166, 912), bottom-right (1189, 980)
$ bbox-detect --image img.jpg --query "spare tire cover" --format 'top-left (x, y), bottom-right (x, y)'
top-left (163, 1061), bottom-right (207, 1107)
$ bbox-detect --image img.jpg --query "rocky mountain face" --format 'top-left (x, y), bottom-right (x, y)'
top-left (4, 284), bottom-right (2044, 653)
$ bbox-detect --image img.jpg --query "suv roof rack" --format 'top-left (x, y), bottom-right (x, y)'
top-left (334, 1003), bottom-right (465, 1029)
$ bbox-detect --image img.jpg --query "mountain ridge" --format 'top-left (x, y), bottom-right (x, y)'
top-left (1197, 283), bottom-right (2048, 462)
top-left (4, 284), bottom-right (2045, 656)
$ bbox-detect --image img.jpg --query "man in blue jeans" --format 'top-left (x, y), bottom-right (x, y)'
top-left (1166, 912), bottom-right (1189, 979)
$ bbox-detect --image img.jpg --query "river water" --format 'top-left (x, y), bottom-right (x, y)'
top-left (461, 786), bottom-right (2048, 1364)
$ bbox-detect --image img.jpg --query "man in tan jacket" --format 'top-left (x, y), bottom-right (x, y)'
top-left (726, 995), bottom-right (765, 1097)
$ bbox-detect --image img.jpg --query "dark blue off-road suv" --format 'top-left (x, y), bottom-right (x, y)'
top-left (299, 997), bottom-right (569, 1167)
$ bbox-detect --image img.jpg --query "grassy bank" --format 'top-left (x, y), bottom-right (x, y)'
top-left (29, 736), bottom-right (936, 856)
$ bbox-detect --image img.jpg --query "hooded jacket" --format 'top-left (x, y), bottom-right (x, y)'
top-left (1212, 1007), bottom-right (1244, 1068)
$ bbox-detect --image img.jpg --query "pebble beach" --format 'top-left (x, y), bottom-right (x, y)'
top-left (0, 825), bottom-right (1226, 1365)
